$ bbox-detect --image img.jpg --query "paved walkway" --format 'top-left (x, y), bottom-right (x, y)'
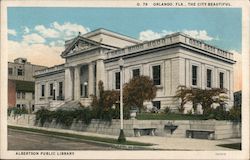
top-left (9, 124), bottom-right (241, 151)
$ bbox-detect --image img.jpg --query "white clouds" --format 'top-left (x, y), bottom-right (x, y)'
top-left (23, 26), bottom-right (30, 34)
top-left (139, 29), bottom-right (217, 41)
top-left (49, 40), bottom-right (65, 47)
top-left (35, 25), bottom-right (60, 38)
top-left (8, 29), bottom-right (17, 36)
top-left (51, 21), bottom-right (90, 39)
top-left (139, 30), bottom-right (173, 41)
top-left (8, 40), bottom-right (64, 67)
top-left (182, 30), bottom-right (215, 41)
top-left (22, 33), bottom-right (46, 44)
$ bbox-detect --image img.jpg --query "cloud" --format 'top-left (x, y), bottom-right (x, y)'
top-left (22, 33), bottom-right (46, 44)
top-left (23, 26), bottom-right (30, 34)
top-left (52, 21), bottom-right (90, 39)
top-left (139, 29), bottom-right (217, 41)
top-left (49, 40), bottom-right (65, 47)
top-left (8, 29), bottom-right (17, 36)
top-left (231, 50), bottom-right (242, 92)
top-left (8, 40), bottom-right (64, 67)
top-left (34, 25), bottom-right (60, 38)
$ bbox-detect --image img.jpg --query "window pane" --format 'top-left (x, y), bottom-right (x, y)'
top-left (8, 68), bottom-right (13, 75)
top-left (59, 82), bottom-right (63, 97)
top-left (153, 65), bottom-right (161, 85)
top-left (220, 72), bottom-right (224, 89)
top-left (50, 84), bottom-right (53, 96)
top-left (17, 69), bottom-right (23, 76)
top-left (132, 69), bottom-right (140, 78)
top-left (152, 101), bottom-right (161, 109)
top-left (115, 72), bottom-right (120, 89)
top-left (207, 69), bottom-right (212, 88)
top-left (41, 85), bottom-right (45, 97)
top-left (192, 66), bottom-right (197, 86)
top-left (22, 92), bottom-right (25, 99)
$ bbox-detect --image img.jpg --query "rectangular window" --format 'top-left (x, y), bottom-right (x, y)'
top-left (41, 84), bottom-right (45, 97)
top-left (16, 104), bottom-right (20, 108)
top-left (152, 101), bottom-right (161, 110)
top-left (17, 92), bottom-right (20, 99)
top-left (219, 72), bottom-right (224, 89)
top-left (17, 69), bottom-right (23, 76)
top-left (115, 72), bottom-right (120, 89)
top-left (152, 65), bottom-right (161, 85)
top-left (8, 68), bottom-right (13, 75)
top-left (94, 64), bottom-right (97, 96)
top-left (32, 92), bottom-right (35, 99)
top-left (49, 83), bottom-right (53, 96)
top-left (207, 69), bottom-right (212, 88)
top-left (58, 82), bottom-right (63, 100)
top-left (192, 65), bottom-right (198, 86)
top-left (80, 83), bottom-right (83, 97)
top-left (132, 68), bottom-right (140, 78)
top-left (22, 92), bottom-right (25, 99)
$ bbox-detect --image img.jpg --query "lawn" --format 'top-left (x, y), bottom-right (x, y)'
top-left (136, 113), bottom-right (206, 120)
top-left (8, 125), bottom-right (153, 146)
top-left (217, 143), bottom-right (241, 150)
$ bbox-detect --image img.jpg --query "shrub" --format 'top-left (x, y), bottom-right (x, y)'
top-left (164, 107), bottom-right (171, 114)
top-left (187, 109), bottom-right (192, 115)
top-left (229, 106), bottom-right (241, 121)
top-left (177, 106), bottom-right (185, 114)
top-left (35, 108), bottom-right (51, 126)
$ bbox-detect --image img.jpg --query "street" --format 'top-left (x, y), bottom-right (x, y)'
top-left (8, 129), bottom-right (116, 150)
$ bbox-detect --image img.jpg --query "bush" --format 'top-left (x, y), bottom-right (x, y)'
top-left (177, 106), bottom-right (185, 114)
top-left (229, 106), bottom-right (241, 121)
top-left (35, 107), bottom-right (94, 127)
top-left (8, 107), bottom-right (28, 116)
top-left (187, 109), bottom-right (192, 115)
top-left (164, 107), bottom-right (171, 114)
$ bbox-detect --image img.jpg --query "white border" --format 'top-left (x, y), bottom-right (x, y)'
top-left (1, 0), bottom-right (249, 159)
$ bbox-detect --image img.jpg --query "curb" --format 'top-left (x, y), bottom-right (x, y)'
top-left (8, 125), bottom-right (155, 150)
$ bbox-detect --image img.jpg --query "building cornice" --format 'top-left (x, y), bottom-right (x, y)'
top-left (105, 33), bottom-right (235, 64)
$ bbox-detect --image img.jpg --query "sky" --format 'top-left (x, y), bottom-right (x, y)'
top-left (7, 7), bottom-right (242, 91)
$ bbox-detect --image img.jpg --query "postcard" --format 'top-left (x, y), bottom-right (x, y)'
top-left (0, 0), bottom-right (249, 159)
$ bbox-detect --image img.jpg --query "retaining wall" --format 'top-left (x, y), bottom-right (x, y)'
top-left (7, 114), bottom-right (241, 139)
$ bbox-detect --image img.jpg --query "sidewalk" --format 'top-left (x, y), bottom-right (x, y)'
top-left (8, 124), bottom-right (240, 151)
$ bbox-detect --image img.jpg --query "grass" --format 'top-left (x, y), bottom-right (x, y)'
top-left (217, 143), bottom-right (241, 150)
top-left (136, 113), bottom-right (206, 120)
top-left (8, 125), bottom-right (153, 146)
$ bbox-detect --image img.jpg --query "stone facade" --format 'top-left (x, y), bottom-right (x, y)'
top-left (34, 29), bottom-right (235, 112)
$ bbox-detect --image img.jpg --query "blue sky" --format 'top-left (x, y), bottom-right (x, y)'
top-left (7, 7), bottom-right (242, 67)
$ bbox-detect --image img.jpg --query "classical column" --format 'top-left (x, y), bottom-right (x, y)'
top-left (88, 62), bottom-right (94, 96)
top-left (201, 64), bottom-right (205, 89)
top-left (74, 66), bottom-right (81, 100)
top-left (96, 59), bottom-right (105, 96)
top-left (65, 67), bottom-right (74, 100)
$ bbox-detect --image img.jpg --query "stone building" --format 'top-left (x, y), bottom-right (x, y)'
top-left (34, 28), bottom-right (235, 112)
top-left (8, 57), bottom-right (47, 112)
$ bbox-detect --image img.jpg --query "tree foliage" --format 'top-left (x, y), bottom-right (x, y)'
top-left (174, 85), bottom-right (229, 114)
top-left (91, 81), bottom-right (130, 120)
top-left (123, 76), bottom-right (157, 112)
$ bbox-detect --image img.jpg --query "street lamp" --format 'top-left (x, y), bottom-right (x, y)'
top-left (118, 58), bottom-right (126, 143)
top-left (84, 81), bottom-right (88, 98)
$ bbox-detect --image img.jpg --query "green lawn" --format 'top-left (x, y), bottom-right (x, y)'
top-left (136, 113), bottom-right (206, 120)
top-left (217, 143), bottom-right (241, 150)
top-left (8, 125), bottom-right (153, 146)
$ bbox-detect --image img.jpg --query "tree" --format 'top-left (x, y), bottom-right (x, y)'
top-left (192, 88), bottom-right (228, 115)
top-left (174, 85), bottom-right (192, 113)
top-left (123, 76), bottom-right (157, 112)
top-left (174, 86), bottom-right (229, 115)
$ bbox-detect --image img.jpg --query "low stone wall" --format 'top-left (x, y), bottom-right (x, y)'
top-left (7, 114), bottom-right (241, 139)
